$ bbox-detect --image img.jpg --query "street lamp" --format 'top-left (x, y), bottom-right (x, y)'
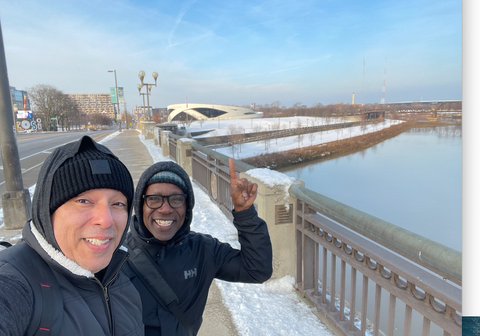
top-left (137, 71), bottom-right (158, 121)
top-left (108, 70), bottom-right (121, 132)
top-left (137, 84), bottom-right (148, 120)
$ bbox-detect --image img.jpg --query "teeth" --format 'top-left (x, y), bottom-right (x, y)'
top-left (155, 220), bottom-right (173, 227)
top-left (86, 238), bottom-right (110, 246)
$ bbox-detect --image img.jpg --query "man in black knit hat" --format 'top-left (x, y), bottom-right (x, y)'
top-left (0, 136), bottom-right (144, 336)
top-left (123, 158), bottom-right (273, 336)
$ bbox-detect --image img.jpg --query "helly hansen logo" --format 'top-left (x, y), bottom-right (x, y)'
top-left (184, 268), bottom-right (197, 279)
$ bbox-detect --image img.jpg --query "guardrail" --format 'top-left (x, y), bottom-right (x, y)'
top-left (205, 121), bottom-right (363, 149)
top-left (290, 184), bottom-right (461, 336)
top-left (166, 131), bottom-right (462, 336)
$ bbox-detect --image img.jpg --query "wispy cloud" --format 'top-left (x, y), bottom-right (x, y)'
top-left (168, 0), bottom-right (198, 46)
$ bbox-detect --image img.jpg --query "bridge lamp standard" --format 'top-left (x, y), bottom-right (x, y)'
top-left (137, 71), bottom-right (158, 121)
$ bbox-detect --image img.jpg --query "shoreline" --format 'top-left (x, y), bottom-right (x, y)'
top-left (242, 121), bottom-right (457, 170)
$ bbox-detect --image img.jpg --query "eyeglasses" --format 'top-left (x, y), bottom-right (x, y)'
top-left (143, 194), bottom-right (187, 209)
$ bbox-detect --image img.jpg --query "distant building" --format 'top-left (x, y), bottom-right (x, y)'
top-left (167, 103), bottom-right (263, 122)
top-left (9, 86), bottom-right (30, 111)
top-left (67, 93), bottom-right (115, 119)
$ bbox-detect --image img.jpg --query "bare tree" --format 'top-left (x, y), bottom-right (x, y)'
top-left (252, 123), bottom-right (263, 133)
top-left (271, 121), bottom-right (281, 144)
top-left (198, 120), bottom-right (205, 128)
top-left (296, 118), bottom-right (302, 129)
top-left (28, 84), bottom-right (65, 131)
top-left (360, 114), bottom-right (367, 134)
top-left (227, 124), bottom-right (244, 158)
top-left (152, 112), bottom-right (162, 124)
top-left (271, 101), bottom-right (281, 116)
top-left (308, 132), bottom-right (315, 145)
top-left (297, 134), bottom-right (304, 148)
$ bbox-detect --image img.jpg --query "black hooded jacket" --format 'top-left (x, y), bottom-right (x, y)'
top-left (0, 136), bottom-right (143, 336)
top-left (123, 161), bottom-right (273, 336)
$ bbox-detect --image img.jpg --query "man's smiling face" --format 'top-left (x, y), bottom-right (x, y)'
top-left (52, 188), bottom-right (128, 273)
top-left (142, 183), bottom-right (186, 242)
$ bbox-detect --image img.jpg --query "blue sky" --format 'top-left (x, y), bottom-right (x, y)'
top-left (0, 0), bottom-right (461, 110)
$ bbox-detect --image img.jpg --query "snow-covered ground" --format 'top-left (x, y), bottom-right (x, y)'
top-left (186, 116), bottom-right (344, 138)
top-left (178, 116), bottom-right (402, 160)
top-left (213, 119), bottom-right (400, 160)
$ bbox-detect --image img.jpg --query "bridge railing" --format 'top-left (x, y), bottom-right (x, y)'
top-left (290, 184), bottom-right (461, 336)
top-left (164, 132), bottom-right (462, 336)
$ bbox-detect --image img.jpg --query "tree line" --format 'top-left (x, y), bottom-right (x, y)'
top-left (26, 84), bottom-right (113, 131)
top-left (246, 101), bottom-right (462, 119)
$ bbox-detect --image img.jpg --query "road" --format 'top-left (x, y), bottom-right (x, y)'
top-left (0, 130), bottom-right (115, 197)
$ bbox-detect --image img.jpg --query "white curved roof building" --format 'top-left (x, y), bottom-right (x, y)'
top-left (167, 103), bottom-right (263, 122)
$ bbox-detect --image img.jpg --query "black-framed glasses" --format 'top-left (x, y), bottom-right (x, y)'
top-left (143, 194), bottom-right (187, 209)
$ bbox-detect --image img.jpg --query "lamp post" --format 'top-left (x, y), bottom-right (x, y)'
top-left (137, 86), bottom-right (147, 120)
top-left (108, 70), bottom-right (121, 132)
top-left (137, 70), bottom-right (158, 121)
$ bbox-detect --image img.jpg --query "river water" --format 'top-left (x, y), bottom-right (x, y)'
top-left (280, 125), bottom-right (462, 252)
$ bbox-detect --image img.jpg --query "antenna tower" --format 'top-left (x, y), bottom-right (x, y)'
top-left (362, 56), bottom-right (365, 104)
top-left (380, 57), bottom-right (386, 104)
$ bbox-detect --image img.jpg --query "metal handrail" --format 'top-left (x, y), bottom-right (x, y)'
top-left (191, 141), bottom-right (255, 172)
top-left (289, 183), bottom-right (461, 284)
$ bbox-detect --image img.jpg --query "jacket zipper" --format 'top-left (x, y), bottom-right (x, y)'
top-left (94, 254), bottom-right (129, 334)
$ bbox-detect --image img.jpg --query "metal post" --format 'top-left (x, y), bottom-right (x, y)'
top-left (124, 101), bottom-right (128, 129)
top-left (0, 21), bottom-right (31, 229)
top-left (146, 86), bottom-right (151, 121)
top-left (142, 94), bottom-right (146, 120)
top-left (113, 70), bottom-right (121, 132)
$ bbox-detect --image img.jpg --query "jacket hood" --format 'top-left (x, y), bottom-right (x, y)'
top-left (132, 161), bottom-right (195, 244)
top-left (28, 135), bottom-right (134, 254)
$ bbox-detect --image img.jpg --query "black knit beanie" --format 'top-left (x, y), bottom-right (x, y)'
top-left (49, 140), bottom-right (134, 214)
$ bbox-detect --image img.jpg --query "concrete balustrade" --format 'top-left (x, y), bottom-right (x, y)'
top-left (239, 172), bottom-right (303, 279)
top-left (176, 138), bottom-right (195, 176)
top-left (143, 121), bottom-right (156, 140)
top-left (161, 131), bottom-right (170, 157)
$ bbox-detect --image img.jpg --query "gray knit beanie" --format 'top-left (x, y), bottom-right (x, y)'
top-left (147, 171), bottom-right (187, 193)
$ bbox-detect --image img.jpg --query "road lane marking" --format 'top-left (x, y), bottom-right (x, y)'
top-left (0, 161), bottom-right (45, 186)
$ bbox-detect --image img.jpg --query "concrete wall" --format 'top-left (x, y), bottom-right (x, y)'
top-left (176, 138), bottom-right (195, 176)
top-left (144, 121), bottom-right (156, 140)
top-left (239, 173), bottom-right (304, 279)
top-left (161, 131), bottom-right (170, 157)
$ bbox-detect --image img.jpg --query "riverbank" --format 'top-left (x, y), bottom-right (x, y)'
top-left (243, 120), bottom-right (447, 169)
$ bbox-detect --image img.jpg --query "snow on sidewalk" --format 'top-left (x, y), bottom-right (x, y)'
top-left (138, 132), bottom-right (336, 336)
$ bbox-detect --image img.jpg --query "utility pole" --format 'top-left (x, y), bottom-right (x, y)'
top-left (0, 21), bottom-right (31, 229)
top-left (108, 70), bottom-right (121, 132)
top-left (124, 101), bottom-right (128, 129)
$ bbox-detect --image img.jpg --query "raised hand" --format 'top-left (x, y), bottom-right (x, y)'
top-left (229, 157), bottom-right (257, 212)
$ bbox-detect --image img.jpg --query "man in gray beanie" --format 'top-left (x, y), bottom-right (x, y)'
top-left (123, 158), bottom-right (273, 336)
top-left (0, 136), bottom-right (143, 335)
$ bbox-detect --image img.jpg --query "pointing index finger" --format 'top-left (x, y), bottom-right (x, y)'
top-left (229, 157), bottom-right (238, 182)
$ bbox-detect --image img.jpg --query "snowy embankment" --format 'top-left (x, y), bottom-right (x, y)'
top-left (212, 119), bottom-right (403, 160)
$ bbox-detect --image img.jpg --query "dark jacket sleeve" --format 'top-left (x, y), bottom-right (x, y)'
top-left (0, 264), bottom-right (33, 336)
top-left (214, 206), bottom-right (273, 283)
